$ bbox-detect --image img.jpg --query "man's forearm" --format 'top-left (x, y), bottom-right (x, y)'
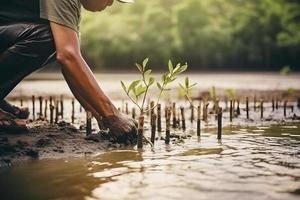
top-left (59, 52), bottom-right (118, 117)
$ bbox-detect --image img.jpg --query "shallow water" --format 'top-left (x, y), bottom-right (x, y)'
top-left (1, 123), bottom-right (299, 200)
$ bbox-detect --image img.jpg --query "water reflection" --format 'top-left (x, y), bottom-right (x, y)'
top-left (0, 123), bottom-right (300, 200)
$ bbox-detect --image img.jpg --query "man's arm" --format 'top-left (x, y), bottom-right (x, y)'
top-left (50, 22), bottom-right (118, 118)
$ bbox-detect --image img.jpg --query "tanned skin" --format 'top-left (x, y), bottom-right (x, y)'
top-left (51, 0), bottom-right (137, 143)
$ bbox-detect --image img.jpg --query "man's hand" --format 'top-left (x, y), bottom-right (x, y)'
top-left (81, 0), bottom-right (114, 12)
top-left (102, 113), bottom-right (138, 145)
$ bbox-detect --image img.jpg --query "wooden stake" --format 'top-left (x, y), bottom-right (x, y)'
top-left (32, 95), bottom-right (35, 120)
top-left (172, 102), bottom-right (177, 128)
top-left (254, 96), bottom-right (257, 111)
top-left (50, 97), bottom-right (54, 124)
top-left (71, 99), bottom-right (75, 123)
top-left (157, 104), bottom-right (162, 132)
top-left (260, 100), bottom-right (264, 119)
top-left (55, 100), bottom-right (59, 124)
top-left (137, 115), bottom-right (144, 149)
top-left (190, 104), bottom-right (194, 123)
top-left (230, 99), bottom-right (233, 122)
top-left (236, 100), bottom-right (240, 116)
top-left (276, 99), bottom-right (279, 110)
top-left (20, 98), bottom-right (23, 107)
top-left (180, 107), bottom-right (186, 132)
top-left (165, 108), bottom-right (171, 144)
top-left (86, 111), bottom-right (92, 136)
top-left (125, 102), bottom-right (129, 115)
top-left (284, 100), bottom-right (287, 117)
top-left (132, 107), bottom-right (136, 119)
top-left (217, 107), bottom-right (222, 140)
top-left (151, 114), bottom-right (157, 144)
top-left (246, 97), bottom-right (249, 119)
top-left (272, 98), bottom-right (275, 111)
top-left (197, 105), bottom-right (201, 137)
top-left (60, 95), bottom-right (64, 119)
top-left (39, 96), bottom-right (43, 118)
top-left (44, 99), bottom-right (48, 119)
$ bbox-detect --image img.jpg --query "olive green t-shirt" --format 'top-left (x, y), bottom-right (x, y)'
top-left (40, 0), bottom-right (81, 32)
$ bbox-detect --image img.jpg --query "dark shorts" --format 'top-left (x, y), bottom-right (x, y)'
top-left (0, 22), bottom-right (55, 99)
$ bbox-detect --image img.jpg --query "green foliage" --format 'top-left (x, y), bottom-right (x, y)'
top-left (80, 0), bottom-right (300, 71)
top-left (280, 65), bottom-right (291, 75)
top-left (121, 58), bottom-right (188, 113)
top-left (179, 77), bottom-right (197, 105)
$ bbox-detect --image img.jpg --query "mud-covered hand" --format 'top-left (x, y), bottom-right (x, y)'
top-left (102, 113), bottom-right (138, 144)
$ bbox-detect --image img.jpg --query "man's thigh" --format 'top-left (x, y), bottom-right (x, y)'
top-left (0, 22), bottom-right (56, 99)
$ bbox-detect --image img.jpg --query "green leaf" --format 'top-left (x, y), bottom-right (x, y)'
top-left (190, 83), bottom-right (197, 88)
top-left (173, 63), bottom-right (181, 74)
top-left (144, 69), bottom-right (152, 76)
top-left (136, 63), bottom-right (143, 73)
top-left (128, 80), bottom-right (141, 92)
top-left (168, 60), bottom-right (173, 73)
top-left (157, 82), bottom-right (163, 90)
top-left (136, 85), bottom-right (147, 97)
top-left (121, 81), bottom-right (127, 93)
top-left (148, 77), bottom-right (155, 86)
top-left (143, 58), bottom-right (149, 69)
top-left (185, 77), bottom-right (189, 88)
top-left (179, 64), bottom-right (188, 74)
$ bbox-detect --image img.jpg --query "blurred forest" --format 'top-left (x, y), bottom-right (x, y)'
top-left (80, 0), bottom-right (300, 71)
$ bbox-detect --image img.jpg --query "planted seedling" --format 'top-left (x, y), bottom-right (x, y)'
top-left (121, 58), bottom-right (188, 148)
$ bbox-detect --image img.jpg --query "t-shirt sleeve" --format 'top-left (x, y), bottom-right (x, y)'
top-left (39, 0), bottom-right (81, 32)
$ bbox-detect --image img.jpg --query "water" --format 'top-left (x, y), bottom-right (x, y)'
top-left (1, 123), bottom-right (299, 200)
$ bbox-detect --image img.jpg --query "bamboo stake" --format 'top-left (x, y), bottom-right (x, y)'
top-left (165, 108), bottom-right (171, 144)
top-left (284, 100), bottom-right (287, 117)
top-left (260, 100), bottom-right (264, 119)
top-left (39, 96), bottom-right (43, 118)
top-left (55, 100), bottom-right (59, 124)
top-left (197, 104), bottom-right (201, 137)
top-left (151, 114), bottom-right (157, 144)
top-left (190, 104), bottom-right (194, 123)
top-left (254, 96), bottom-right (257, 111)
top-left (230, 99), bottom-right (233, 122)
top-left (44, 99), bottom-right (48, 119)
top-left (217, 107), bottom-right (222, 140)
top-left (237, 100), bottom-right (240, 116)
top-left (60, 95), bottom-right (64, 119)
top-left (32, 95), bottom-right (35, 120)
top-left (86, 111), bottom-right (92, 136)
top-left (157, 104), bottom-right (162, 132)
top-left (132, 107), bottom-right (136, 119)
top-left (172, 102), bottom-right (177, 128)
top-left (246, 97), bottom-right (249, 119)
top-left (180, 107), bottom-right (186, 132)
top-left (137, 115), bottom-right (144, 149)
top-left (71, 99), bottom-right (75, 123)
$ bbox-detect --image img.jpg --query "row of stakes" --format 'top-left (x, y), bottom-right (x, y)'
top-left (20, 95), bottom-right (299, 149)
